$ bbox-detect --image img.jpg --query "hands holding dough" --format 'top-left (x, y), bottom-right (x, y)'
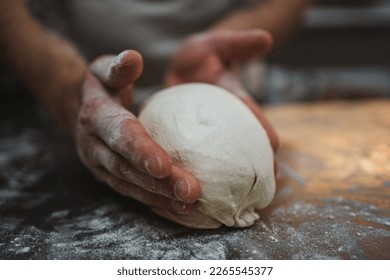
top-left (76, 30), bottom-right (277, 229)
top-left (139, 83), bottom-right (275, 228)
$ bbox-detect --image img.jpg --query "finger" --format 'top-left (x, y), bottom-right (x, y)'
top-left (168, 29), bottom-right (272, 74)
top-left (210, 29), bottom-right (273, 62)
top-left (103, 83), bottom-right (133, 109)
top-left (97, 104), bottom-right (171, 178)
top-left (92, 167), bottom-right (197, 214)
top-left (118, 84), bottom-right (133, 109)
top-left (90, 50), bottom-right (143, 89)
top-left (169, 165), bottom-right (201, 203)
top-left (241, 97), bottom-right (280, 152)
top-left (81, 88), bottom-right (172, 178)
top-left (89, 139), bottom-right (200, 203)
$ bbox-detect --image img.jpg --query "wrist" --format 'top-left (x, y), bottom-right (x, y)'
top-left (0, 4), bottom-right (88, 134)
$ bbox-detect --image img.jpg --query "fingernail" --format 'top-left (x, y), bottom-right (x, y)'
top-left (144, 155), bottom-right (163, 178)
top-left (174, 179), bottom-right (191, 203)
top-left (171, 200), bottom-right (190, 214)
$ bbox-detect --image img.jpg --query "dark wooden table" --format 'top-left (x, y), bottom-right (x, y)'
top-left (0, 96), bottom-right (389, 259)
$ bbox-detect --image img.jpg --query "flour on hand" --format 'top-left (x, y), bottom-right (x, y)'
top-left (139, 83), bottom-right (275, 228)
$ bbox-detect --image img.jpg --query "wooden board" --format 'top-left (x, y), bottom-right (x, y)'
top-left (262, 99), bottom-right (390, 258)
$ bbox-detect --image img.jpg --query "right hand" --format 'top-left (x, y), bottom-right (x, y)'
top-left (165, 29), bottom-right (279, 152)
top-left (75, 50), bottom-right (200, 214)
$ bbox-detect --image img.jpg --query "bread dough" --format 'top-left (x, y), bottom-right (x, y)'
top-left (139, 83), bottom-right (275, 228)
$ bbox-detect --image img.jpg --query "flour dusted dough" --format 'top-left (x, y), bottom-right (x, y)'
top-left (139, 83), bottom-right (275, 228)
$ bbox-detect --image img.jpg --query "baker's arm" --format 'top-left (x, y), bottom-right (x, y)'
top-left (0, 0), bottom-right (86, 133)
top-left (0, 0), bottom-right (200, 211)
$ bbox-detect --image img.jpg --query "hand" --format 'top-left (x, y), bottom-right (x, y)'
top-left (75, 50), bottom-right (200, 213)
top-left (165, 29), bottom-right (279, 152)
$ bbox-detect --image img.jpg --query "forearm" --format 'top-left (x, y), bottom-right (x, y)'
top-left (213, 0), bottom-right (314, 47)
top-left (0, 0), bottom-right (87, 133)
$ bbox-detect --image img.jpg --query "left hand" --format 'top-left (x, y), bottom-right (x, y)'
top-left (165, 29), bottom-right (279, 152)
top-left (75, 50), bottom-right (200, 214)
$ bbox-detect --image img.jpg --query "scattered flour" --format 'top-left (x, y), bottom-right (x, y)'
top-left (0, 115), bottom-right (389, 260)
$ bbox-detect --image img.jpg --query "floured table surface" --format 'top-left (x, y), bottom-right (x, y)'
top-left (0, 97), bottom-right (389, 259)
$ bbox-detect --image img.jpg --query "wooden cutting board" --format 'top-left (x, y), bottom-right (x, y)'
top-left (260, 99), bottom-right (390, 258)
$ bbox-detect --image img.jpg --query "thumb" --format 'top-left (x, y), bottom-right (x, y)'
top-left (90, 50), bottom-right (143, 89)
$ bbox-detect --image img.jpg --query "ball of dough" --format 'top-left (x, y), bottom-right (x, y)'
top-left (139, 83), bottom-right (275, 228)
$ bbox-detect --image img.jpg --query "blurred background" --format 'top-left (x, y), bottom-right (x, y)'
top-left (1, 0), bottom-right (389, 104)
top-left (243, 0), bottom-right (390, 103)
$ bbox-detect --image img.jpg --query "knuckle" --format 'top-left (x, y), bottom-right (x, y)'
top-left (118, 160), bottom-right (132, 179)
top-left (78, 97), bottom-right (106, 126)
top-left (106, 118), bottom-right (125, 149)
top-left (147, 177), bottom-right (160, 193)
top-left (148, 178), bottom-right (171, 198)
top-left (115, 157), bottom-right (132, 179)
